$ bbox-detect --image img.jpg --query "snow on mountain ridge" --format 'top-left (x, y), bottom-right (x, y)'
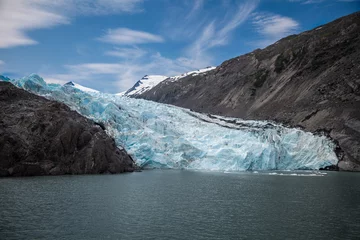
top-left (119, 66), bottom-right (216, 96)
top-left (169, 66), bottom-right (216, 82)
top-left (65, 81), bottom-right (99, 93)
top-left (122, 75), bottom-right (168, 96)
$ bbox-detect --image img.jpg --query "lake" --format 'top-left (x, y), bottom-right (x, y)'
top-left (1, 170), bottom-right (359, 239)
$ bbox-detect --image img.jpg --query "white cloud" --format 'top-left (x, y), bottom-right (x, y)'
top-left (253, 13), bottom-right (299, 37)
top-left (0, 0), bottom-right (144, 49)
top-left (0, 0), bottom-right (69, 48)
top-left (0, 60), bottom-right (4, 65)
top-left (252, 13), bottom-right (299, 48)
top-left (54, 0), bottom-right (144, 15)
top-left (98, 28), bottom-right (164, 45)
top-left (105, 47), bottom-right (147, 59)
top-left (42, 76), bottom-right (69, 85)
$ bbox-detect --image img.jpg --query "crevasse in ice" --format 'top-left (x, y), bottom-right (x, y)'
top-left (3, 74), bottom-right (338, 171)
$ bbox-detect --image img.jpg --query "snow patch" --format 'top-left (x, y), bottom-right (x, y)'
top-left (168, 66), bottom-right (216, 82)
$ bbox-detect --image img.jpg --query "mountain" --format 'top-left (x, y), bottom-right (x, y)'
top-left (138, 12), bottom-right (360, 171)
top-left (64, 81), bottom-right (99, 93)
top-left (119, 67), bottom-right (215, 96)
top-left (0, 80), bottom-right (135, 177)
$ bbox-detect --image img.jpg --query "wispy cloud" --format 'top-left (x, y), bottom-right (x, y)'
top-left (55, 0), bottom-right (144, 15)
top-left (210, 1), bottom-right (259, 47)
top-left (105, 47), bottom-right (147, 59)
top-left (43, 51), bottom-right (205, 92)
top-left (288, 0), bottom-right (324, 4)
top-left (251, 12), bottom-right (300, 48)
top-left (162, 0), bottom-right (208, 40)
top-left (42, 63), bottom-right (124, 89)
top-left (0, 0), bottom-right (144, 49)
top-left (0, 60), bottom-right (4, 65)
top-left (186, 1), bottom-right (258, 66)
top-left (186, 0), bottom-right (204, 19)
top-left (98, 28), bottom-right (164, 45)
top-left (41, 76), bottom-right (69, 85)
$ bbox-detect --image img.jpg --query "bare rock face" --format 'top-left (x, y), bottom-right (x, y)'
top-left (0, 82), bottom-right (135, 177)
top-left (139, 12), bottom-right (360, 171)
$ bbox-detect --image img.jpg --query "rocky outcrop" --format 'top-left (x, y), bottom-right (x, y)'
top-left (0, 82), bottom-right (135, 177)
top-left (139, 12), bottom-right (360, 171)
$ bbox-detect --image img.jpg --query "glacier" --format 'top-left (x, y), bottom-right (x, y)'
top-left (2, 74), bottom-right (338, 171)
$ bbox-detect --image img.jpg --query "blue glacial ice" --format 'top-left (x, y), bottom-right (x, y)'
top-left (3, 74), bottom-right (339, 171)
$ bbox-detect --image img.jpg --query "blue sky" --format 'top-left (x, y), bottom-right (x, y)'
top-left (0, 0), bottom-right (359, 93)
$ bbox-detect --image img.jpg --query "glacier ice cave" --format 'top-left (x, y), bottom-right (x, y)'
top-left (3, 74), bottom-right (338, 171)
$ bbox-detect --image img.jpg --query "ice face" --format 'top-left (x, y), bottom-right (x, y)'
top-left (3, 74), bottom-right (339, 171)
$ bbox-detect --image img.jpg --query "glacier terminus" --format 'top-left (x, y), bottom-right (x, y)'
top-left (3, 74), bottom-right (338, 171)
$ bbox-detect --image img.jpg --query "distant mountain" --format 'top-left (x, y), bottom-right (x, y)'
top-left (64, 81), bottom-right (99, 93)
top-left (138, 12), bottom-right (360, 171)
top-left (119, 67), bottom-right (215, 96)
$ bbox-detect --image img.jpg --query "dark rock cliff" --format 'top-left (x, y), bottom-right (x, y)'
top-left (139, 12), bottom-right (360, 171)
top-left (0, 82), bottom-right (135, 177)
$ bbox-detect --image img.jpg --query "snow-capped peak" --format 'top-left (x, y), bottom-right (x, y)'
top-left (64, 81), bottom-right (99, 93)
top-left (121, 75), bottom-right (169, 96)
top-left (118, 66), bottom-right (216, 96)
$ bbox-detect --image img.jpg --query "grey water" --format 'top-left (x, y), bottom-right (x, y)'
top-left (0, 170), bottom-right (359, 240)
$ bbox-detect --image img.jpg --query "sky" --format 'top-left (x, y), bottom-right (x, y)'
top-left (0, 0), bottom-right (359, 93)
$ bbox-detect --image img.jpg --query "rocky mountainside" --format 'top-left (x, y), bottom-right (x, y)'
top-left (139, 12), bottom-right (360, 171)
top-left (0, 82), bottom-right (135, 177)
